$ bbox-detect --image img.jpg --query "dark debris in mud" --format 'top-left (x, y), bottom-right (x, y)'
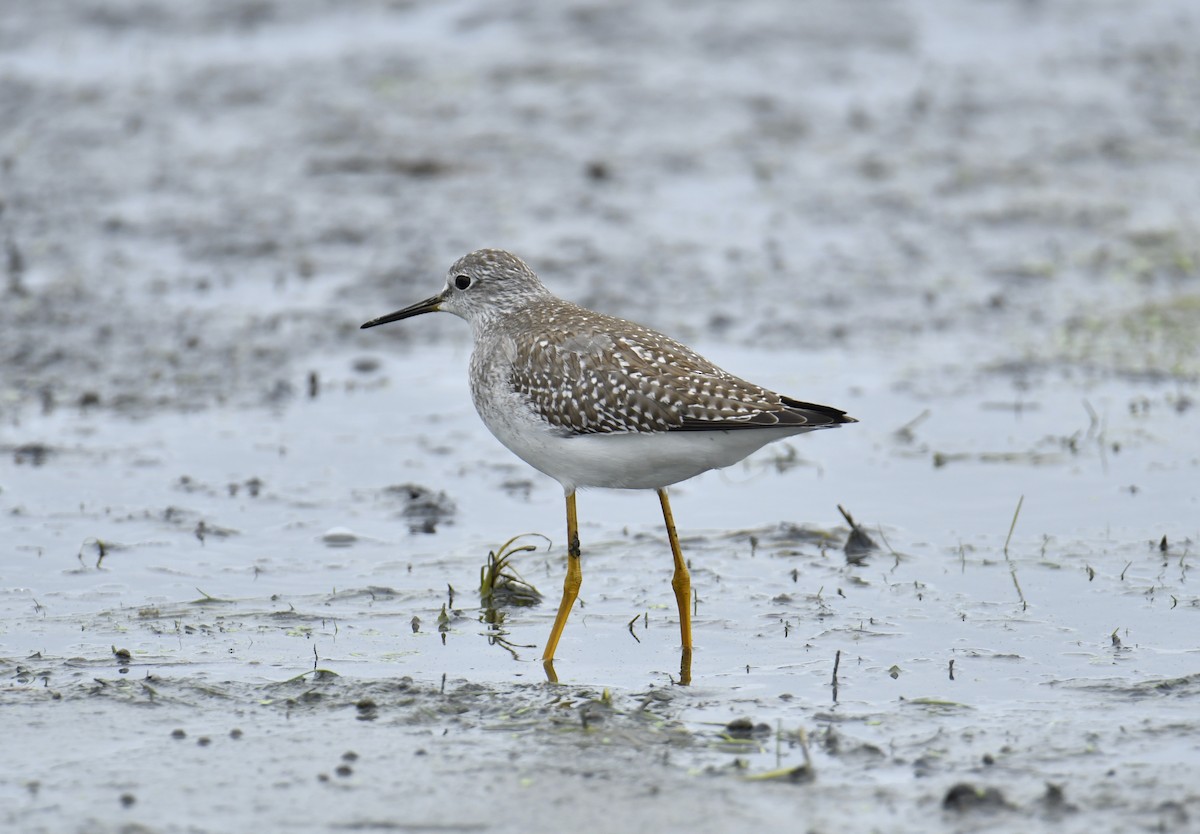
top-left (68, 671), bottom-right (700, 753)
top-left (374, 483), bottom-right (457, 534)
top-left (4, 1), bottom-right (1200, 832)
top-left (1051, 672), bottom-right (1200, 700)
top-left (478, 534), bottom-right (547, 609)
top-left (943, 782), bottom-right (1013, 813)
top-left (837, 504), bottom-right (879, 564)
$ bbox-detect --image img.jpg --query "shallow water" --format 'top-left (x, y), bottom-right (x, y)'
top-left (3, 1), bottom-right (1200, 832)
top-left (4, 345), bottom-right (1197, 832)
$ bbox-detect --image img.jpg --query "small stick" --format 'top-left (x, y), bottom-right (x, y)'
top-left (831, 650), bottom-right (841, 702)
top-left (1008, 564), bottom-right (1027, 610)
top-left (875, 524), bottom-right (898, 559)
top-left (1003, 495), bottom-right (1028, 610)
top-left (797, 727), bottom-right (815, 778)
top-left (1003, 495), bottom-right (1024, 557)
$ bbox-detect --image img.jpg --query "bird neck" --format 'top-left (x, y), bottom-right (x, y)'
top-left (469, 290), bottom-right (563, 339)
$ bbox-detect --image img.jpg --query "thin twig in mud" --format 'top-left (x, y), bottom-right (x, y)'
top-left (1120, 561), bottom-right (1132, 581)
top-left (831, 650), bottom-right (841, 702)
top-left (626, 614), bottom-right (641, 643)
top-left (1004, 495), bottom-right (1023, 557)
top-left (1007, 562), bottom-right (1027, 610)
top-left (797, 727), bottom-right (815, 779)
top-left (1003, 495), bottom-right (1028, 610)
top-left (873, 525), bottom-right (902, 556)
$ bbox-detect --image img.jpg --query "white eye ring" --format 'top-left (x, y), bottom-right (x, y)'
top-left (454, 274), bottom-right (471, 290)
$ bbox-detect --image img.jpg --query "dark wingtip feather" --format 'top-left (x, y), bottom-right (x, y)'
top-left (779, 396), bottom-right (857, 426)
top-left (673, 396), bottom-right (856, 432)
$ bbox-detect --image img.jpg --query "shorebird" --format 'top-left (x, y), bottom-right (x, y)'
top-left (362, 249), bottom-right (855, 681)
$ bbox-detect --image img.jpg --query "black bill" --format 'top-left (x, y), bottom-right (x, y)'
top-left (360, 292), bottom-right (445, 329)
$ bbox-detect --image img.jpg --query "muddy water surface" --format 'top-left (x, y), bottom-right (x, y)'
top-left (3, 1), bottom-right (1199, 833)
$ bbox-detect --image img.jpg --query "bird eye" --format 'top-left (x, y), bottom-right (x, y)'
top-left (454, 274), bottom-right (471, 290)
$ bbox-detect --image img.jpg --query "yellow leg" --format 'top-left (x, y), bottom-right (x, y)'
top-left (658, 488), bottom-right (693, 653)
top-left (542, 491), bottom-right (582, 667)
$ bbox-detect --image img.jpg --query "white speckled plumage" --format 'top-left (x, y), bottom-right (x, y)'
top-left (363, 249), bottom-right (852, 492)
top-left (362, 248), bottom-right (856, 674)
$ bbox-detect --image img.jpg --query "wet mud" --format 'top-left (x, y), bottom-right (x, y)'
top-left (3, 1), bottom-right (1199, 832)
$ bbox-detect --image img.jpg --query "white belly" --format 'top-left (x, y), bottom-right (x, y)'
top-left (480, 398), bottom-right (813, 491)
top-left (543, 428), bottom-right (813, 490)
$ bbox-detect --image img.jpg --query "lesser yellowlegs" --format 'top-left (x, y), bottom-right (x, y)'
top-left (362, 249), bottom-right (855, 682)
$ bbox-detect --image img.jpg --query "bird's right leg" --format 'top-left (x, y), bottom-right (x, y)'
top-left (542, 490), bottom-right (582, 671)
